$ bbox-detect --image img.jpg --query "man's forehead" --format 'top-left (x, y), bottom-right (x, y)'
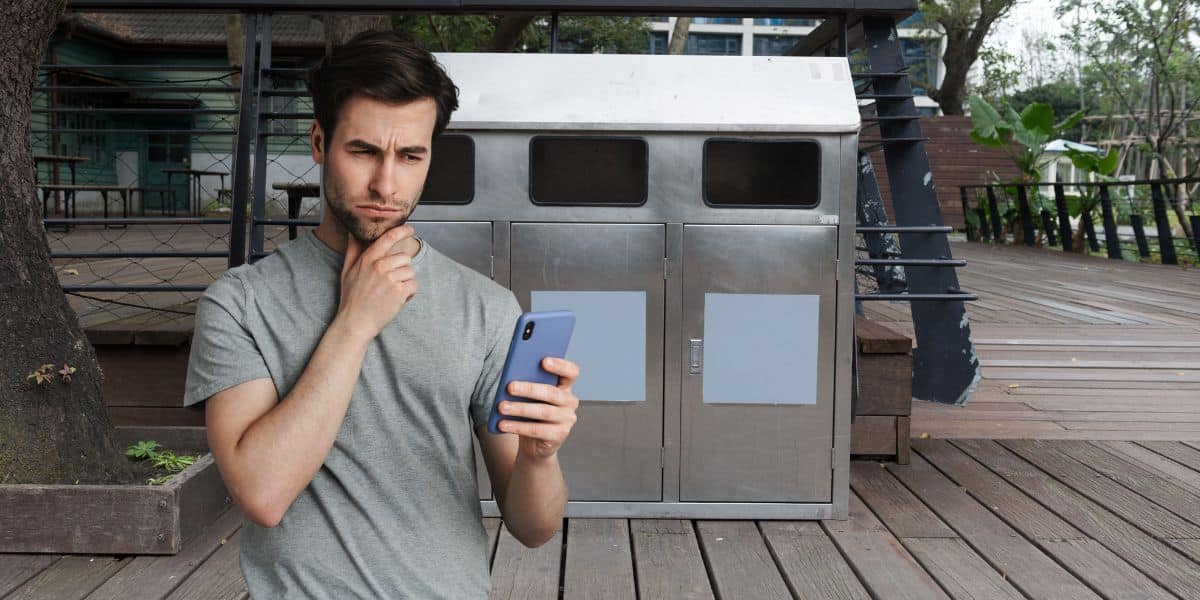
top-left (340, 95), bottom-right (436, 123)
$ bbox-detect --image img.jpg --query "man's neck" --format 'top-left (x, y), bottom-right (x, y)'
top-left (314, 220), bottom-right (421, 258)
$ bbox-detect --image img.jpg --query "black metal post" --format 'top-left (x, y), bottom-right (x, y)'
top-left (1150, 182), bottom-right (1177, 265)
top-left (856, 152), bottom-right (906, 293)
top-left (960, 187), bottom-right (975, 241)
top-left (1016, 185), bottom-right (1035, 246)
top-left (227, 11), bottom-right (257, 268)
top-left (1098, 184), bottom-right (1122, 259)
top-left (976, 204), bottom-right (991, 241)
top-left (251, 14), bottom-right (272, 260)
top-left (1052, 183), bottom-right (1072, 252)
top-left (1191, 215), bottom-right (1200, 255)
top-left (986, 185), bottom-right (1003, 242)
top-left (1040, 209), bottom-right (1057, 247)
top-left (1131, 214), bottom-right (1152, 258)
top-left (862, 17), bottom-right (978, 405)
top-left (1082, 211), bottom-right (1099, 252)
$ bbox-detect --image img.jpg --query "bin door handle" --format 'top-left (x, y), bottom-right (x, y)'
top-left (689, 339), bottom-right (703, 374)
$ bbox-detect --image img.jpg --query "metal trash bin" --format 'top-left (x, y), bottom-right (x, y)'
top-left (412, 53), bottom-right (857, 519)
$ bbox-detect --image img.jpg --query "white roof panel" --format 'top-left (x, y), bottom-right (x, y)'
top-left (434, 53), bottom-right (861, 133)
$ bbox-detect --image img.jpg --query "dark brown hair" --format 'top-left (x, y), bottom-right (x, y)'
top-left (306, 30), bottom-right (459, 146)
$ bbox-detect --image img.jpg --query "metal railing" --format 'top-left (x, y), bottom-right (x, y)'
top-left (959, 178), bottom-right (1200, 265)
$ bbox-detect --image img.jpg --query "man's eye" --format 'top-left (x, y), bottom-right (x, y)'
top-left (405, 155), bottom-right (422, 162)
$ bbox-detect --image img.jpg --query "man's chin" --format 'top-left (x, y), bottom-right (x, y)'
top-left (351, 218), bottom-right (409, 245)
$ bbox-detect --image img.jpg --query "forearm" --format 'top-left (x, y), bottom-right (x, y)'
top-left (500, 452), bottom-right (568, 547)
top-left (225, 316), bottom-right (369, 523)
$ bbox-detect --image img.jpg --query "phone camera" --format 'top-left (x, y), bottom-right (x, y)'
top-left (522, 321), bottom-right (536, 340)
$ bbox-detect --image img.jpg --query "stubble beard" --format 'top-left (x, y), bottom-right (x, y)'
top-left (322, 175), bottom-right (416, 245)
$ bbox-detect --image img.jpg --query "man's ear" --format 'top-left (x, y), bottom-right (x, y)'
top-left (310, 122), bottom-right (325, 165)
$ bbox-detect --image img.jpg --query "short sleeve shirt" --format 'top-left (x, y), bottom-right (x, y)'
top-left (185, 230), bottom-right (521, 599)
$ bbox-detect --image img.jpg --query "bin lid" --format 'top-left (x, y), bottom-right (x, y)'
top-left (435, 53), bottom-right (860, 134)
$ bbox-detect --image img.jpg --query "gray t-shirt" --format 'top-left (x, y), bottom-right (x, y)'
top-left (184, 230), bottom-right (521, 599)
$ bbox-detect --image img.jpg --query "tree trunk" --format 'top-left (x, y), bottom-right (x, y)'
top-left (489, 15), bottom-right (535, 51)
top-left (667, 17), bottom-right (692, 55)
top-left (1, 0), bottom-right (134, 485)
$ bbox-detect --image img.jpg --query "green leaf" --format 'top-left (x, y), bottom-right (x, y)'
top-left (970, 130), bottom-right (1006, 147)
top-left (125, 440), bottom-right (161, 460)
top-left (1053, 109), bottom-right (1086, 132)
top-left (1020, 103), bottom-right (1056, 136)
top-left (969, 95), bottom-right (1009, 142)
top-left (1065, 148), bottom-right (1099, 172)
top-left (1097, 148), bottom-right (1120, 175)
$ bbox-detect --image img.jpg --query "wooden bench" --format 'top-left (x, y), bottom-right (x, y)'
top-left (850, 315), bottom-right (914, 463)
top-left (130, 186), bottom-right (177, 216)
top-left (38, 183), bottom-right (133, 229)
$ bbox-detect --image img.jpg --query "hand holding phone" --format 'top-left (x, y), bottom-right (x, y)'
top-left (486, 310), bottom-right (575, 435)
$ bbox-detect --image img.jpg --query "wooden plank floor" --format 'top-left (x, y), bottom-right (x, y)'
top-left (863, 242), bottom-right (1200, 441)
top-left (6, 439), bottom-right (1200, 599)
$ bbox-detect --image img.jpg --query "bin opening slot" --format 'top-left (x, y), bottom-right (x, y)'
top-left (530, 137), bottom-right (648, 206)
top-left (419, 134), bottom-right (474, 205)
top-left (703, 139), bottom-right (820, 208)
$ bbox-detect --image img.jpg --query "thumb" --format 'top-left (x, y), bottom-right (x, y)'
top-left (341, 233), bottom-right (363, 279)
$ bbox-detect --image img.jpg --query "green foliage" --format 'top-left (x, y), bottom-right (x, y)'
top-left (124, 440), bottom-right (161, 460)
top-left (1008, 81), bottom-right (1085, 138)
top-left (1058, 0), bottom-right (1199, 174)
top-left (125, 441), bottom-right (197, 485)
top-left (969, 95), bottom-right (1086, 183)
top-left (392, 15), bottom-right (651, 54)
top-left (975, 45), bottom-right (1022, 104)
top-left (1065, 147), bottom-right (1120, 178)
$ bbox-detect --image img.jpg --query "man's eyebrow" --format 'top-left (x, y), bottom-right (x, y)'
top-left (344, 139), bottom-right (428, 154)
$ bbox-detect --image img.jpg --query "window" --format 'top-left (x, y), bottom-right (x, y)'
top-left (753, 35), bottom-right (801, 56)
top-left (529, 137), bottom-right (647, 206)
top-left (901, 38), bottom-right (940, 95)
top-left (703, 139), bottom-right (821, 208)
top-left (686, 33), bottom-right (742, 55)
top-left (648, 31), bottom-right (668, 54)
top-left (693, 17), bottom-right (742, 25)
top-left (419, 135), bottom-right (474, 205)
top-left (753, 18), bottom-right (816, 27)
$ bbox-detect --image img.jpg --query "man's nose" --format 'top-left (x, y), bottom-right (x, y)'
top-left (368, 156), bottom-right (398, 201)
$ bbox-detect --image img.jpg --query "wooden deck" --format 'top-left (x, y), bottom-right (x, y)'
top-left (5, 438), bottom-right (1200, 598)
top-left (9, 236), bottom-right (1200, 598)
top-left (863, 242), bottom-right (1200, 441)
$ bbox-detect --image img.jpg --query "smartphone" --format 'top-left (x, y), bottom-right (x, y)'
top-left (486, 310), bottom-right (576, 435)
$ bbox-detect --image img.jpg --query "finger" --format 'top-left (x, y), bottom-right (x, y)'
top-left (542, 357), bottom-right (580, 386)
top-left (375, 252), bottom-right (413, 273)
top-left (497, 419), bottom-right (565, 441)
top-left (385, 266), bottom-right (416, 284)
top-left (341, 234), bottom-right (363, 278)
top-left (401, 279), bottom-right (419, 302)
top-left (507, 381), bottom-right (566, 406)
top-left (364, 225), bottom-right (415, 263)
top-left (498, 400), bottom-right (573, 424)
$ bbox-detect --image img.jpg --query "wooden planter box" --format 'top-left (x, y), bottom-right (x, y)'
top-left (850, 316), bottom-right (914, 464)
top-left (0, 426), bottom-right (231, 555)
top-left (88, 328), bottom-right (204, 427)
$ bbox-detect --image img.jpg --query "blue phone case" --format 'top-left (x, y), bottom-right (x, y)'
top-left (487, 310), bottom-right (576, 435)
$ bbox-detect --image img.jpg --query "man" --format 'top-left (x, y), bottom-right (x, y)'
top-left (184, 30), bottom-right (580, 598)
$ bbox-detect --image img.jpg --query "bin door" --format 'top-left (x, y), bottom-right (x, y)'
top-left (410, 221), bottom-right (493, 278)
top-left (680, 225), bottom-right (837, 502)
top-left (511, 223), bottom-right (665, 501)
top-left (409, 221), bottom-right (495, 500)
